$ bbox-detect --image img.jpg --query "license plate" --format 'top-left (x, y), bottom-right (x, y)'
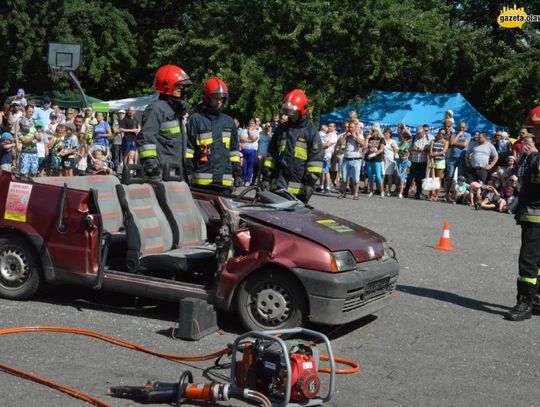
top-left (365, 278), bottom-right (390, 300)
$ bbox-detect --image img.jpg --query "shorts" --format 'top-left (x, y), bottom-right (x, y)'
top-left (341, 158), bottom-right (361, 183)
top-left (20, 153), bottom-right (38, 175)
top-left (434, 160), bottom-right (446, 170)
top-left (395, 174), bottom-right (408, 185)
top-left (383, 160), bottom-right (396, 176)
top-left (62, 157), bottom-right (75, 169)
top-left (456, 191), bottom-right (470, 203)
top-left (123, 139), bottom-right (137, 153)
top-left (38, 157), bottom-right (48, 170)
top-left (50, 155), bottom-right (62, 170)
top-left (322, 159), bottom-right (330, 175)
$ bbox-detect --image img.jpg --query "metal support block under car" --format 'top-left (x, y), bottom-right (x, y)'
top-left (174, 297), bottom-right (218, 341)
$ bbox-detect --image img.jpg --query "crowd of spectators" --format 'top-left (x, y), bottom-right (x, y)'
top-left (0, 90), bottom-right (141, 178)
top-left (316, 110), bottom-right (531, 215)
top-left (0, 90), bottom-right (530, 216)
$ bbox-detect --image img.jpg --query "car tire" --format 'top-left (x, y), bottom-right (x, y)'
top-left (0, 236), bottom-right (42, 300)
top-left (236, 268), bottom-right (308, 330)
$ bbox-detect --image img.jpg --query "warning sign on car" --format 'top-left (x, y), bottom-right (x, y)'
top-left (316, 219), bottom-right (353, 233)
top-left (4, 182), bottom-right (33, 222)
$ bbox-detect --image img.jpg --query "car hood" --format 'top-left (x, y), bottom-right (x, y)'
top-left (241, 207), bottom-right (386, 263)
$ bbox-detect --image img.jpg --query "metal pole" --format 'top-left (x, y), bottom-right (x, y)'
top-left (67, 70), bottom-right (89, 108)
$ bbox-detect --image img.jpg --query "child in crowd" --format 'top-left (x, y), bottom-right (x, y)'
top-left (74, 131), bottom-right (87, 174)
top-left (1, 132), bottom-right (15, 172)
top-left (35, 121), bottom-right (49, 176)
top-left (394, 150), bottom-right (411, 199)
top-left (88, 149), bottom-right (113, 175)
top-left (17, 120), bottom-right (39, 178)
top-left (59, 123), bottom-right (79, 176)
top-left (47, 112), bottom-right (59, 135)
top-left (452, 176), bottom-right (470, 204)
top-left (47, 126), bottom-right (65, 176)
top-left (501, 175), bottom-right (519, 213)
top-left (469, 181), bottom-right (483, 208)
top-left (479, 184), bottom-right (505, 212)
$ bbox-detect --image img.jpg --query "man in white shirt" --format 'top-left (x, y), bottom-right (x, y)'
top-left (321, 122), bottom-right (338, 193)
top-left (403, 127), bottom-right (431, 199)
top-left (10, 100), bottom-right (23, 132)
top-left (14, 88), bottom-right (27, 107)
top-left (33, 96), bottom-right (54, 129)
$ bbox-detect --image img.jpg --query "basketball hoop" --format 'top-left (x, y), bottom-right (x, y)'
top-left (47, 42), bottom-right (89, 107)
top-left (48, 42), bottom-right (81, 74)
top-left (50, 65), bottom-right (65, 77)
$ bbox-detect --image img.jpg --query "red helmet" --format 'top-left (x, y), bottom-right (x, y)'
top-left (281, 89), bottom-right (308, 119)
top-left (204, 77), bottom-right (229, 104)
top-left (154, 65), bottom-right (192, 96)
top-left (524, 106), bottom-right (540, 127)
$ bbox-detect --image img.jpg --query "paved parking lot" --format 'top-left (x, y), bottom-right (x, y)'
top-left (1, 191), bottom-right (539, 407)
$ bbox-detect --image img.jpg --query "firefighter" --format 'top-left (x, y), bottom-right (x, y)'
top-left (185, 77), bottom-right (241, 190)
top-left (262, 89), bottom-right (323, 203)
top-left (137, 64), bottom-right (191, 181)
top-left (505, 106), bottom-right (540, 321)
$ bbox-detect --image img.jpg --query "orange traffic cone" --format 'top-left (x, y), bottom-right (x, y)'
top-left (435, 221), bottom-right (454, 251)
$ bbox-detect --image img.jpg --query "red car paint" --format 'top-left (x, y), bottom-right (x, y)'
top-left (0, 172), bottom-right (398, 327)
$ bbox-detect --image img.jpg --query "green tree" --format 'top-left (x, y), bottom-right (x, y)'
top-left (0, 0), bottom-right (137, 100)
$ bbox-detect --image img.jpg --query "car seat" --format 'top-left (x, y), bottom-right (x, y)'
top-left (115, 165), bottom-right (216, 278)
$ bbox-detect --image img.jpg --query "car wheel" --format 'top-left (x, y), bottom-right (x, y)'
top-left (237, 268), bottom-right (308, 330)
top-left (0, 236), bottom-right (42, 300)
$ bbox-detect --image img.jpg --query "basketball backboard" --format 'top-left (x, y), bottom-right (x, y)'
top-left (48, 42), bottom-right (81, 73)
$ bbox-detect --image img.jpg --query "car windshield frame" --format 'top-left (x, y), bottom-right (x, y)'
top-left (222, 198), bottom-right (305, 212)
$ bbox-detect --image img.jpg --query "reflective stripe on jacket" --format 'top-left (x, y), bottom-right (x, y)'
top-left (137, 96), bottom-right (189, 165)
top-left (516, 150), bottom-right (540, 225)
top-left (266, 116), bottom-right (323, 196)
top-left (186, 108), bottom-right (239, 187)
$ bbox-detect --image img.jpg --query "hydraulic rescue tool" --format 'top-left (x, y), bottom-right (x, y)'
top-left (230, 328), bottom-right (335, 406)
top-left (109, 328), bottom-right (336, 407)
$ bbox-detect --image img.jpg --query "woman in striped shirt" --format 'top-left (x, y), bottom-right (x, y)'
top-left (428, 128), bottom-right (449, 202)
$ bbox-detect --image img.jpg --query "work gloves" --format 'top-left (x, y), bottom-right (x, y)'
top-left (142, 157), bottom-right (161, 183)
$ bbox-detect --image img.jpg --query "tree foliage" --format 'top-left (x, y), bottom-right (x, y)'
top-left (0, 0), bottom-right (538, 131)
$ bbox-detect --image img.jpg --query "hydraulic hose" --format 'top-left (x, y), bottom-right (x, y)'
top-left (0, 361), bottom-right (112, 407)
top-left (319, 354), bottom-right (361, 374)
top-left (0, 325), bottom-right (361, 407)
top-left (0, 325), bottom-right (231, 361)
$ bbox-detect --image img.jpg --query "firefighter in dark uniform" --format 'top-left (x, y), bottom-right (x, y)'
top-left (506, 106), bottom-right (540, 321)
top-left (137, 64), bottom-right (191, 181)
top-left (262, 89), bottom-right (323, 203)
top-left (185, 77), bottom-right (241, 190)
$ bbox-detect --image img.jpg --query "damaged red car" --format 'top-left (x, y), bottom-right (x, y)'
top-left (0, 166), bottom-right (398, 330)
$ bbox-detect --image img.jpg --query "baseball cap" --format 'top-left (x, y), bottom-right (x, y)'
top-left (11, 99), bottom-right (20, 105)
top-left (118, 109), bottom-right (126, 113)
top-left (35, 120), bottom-right (44, 128)
top-left (17, 88), bottom-right (25, 94)
top-left (43, 96), bottom-right (51, 103)
top-left (1, 132), bottom-right (12, 140)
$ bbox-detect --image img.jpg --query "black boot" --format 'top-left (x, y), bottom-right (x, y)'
top-left (506, 280), bottom-right (536, 321)
top-left (506, 295), bottom-right (533, 321)
top-left (532, 294), bottom-right (540, 315)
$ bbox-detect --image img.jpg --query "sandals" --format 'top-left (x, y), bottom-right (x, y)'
top-left (353, 195), bottom-right (359, 200)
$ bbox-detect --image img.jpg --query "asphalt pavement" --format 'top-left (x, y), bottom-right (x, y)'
top-left (1, 190), bottom-right (539, 407)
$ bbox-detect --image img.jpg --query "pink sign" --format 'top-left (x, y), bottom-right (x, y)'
top-left (4, 182), bottom-right (33, 222)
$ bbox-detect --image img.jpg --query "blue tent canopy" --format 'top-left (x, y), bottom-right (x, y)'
top-left (320, 90), bottom-right (507, 134)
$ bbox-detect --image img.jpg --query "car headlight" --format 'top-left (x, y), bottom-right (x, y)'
top-left (331, 251), bottom-right (356, 272)
top-left (382, 242), bottom-right (395, 261)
